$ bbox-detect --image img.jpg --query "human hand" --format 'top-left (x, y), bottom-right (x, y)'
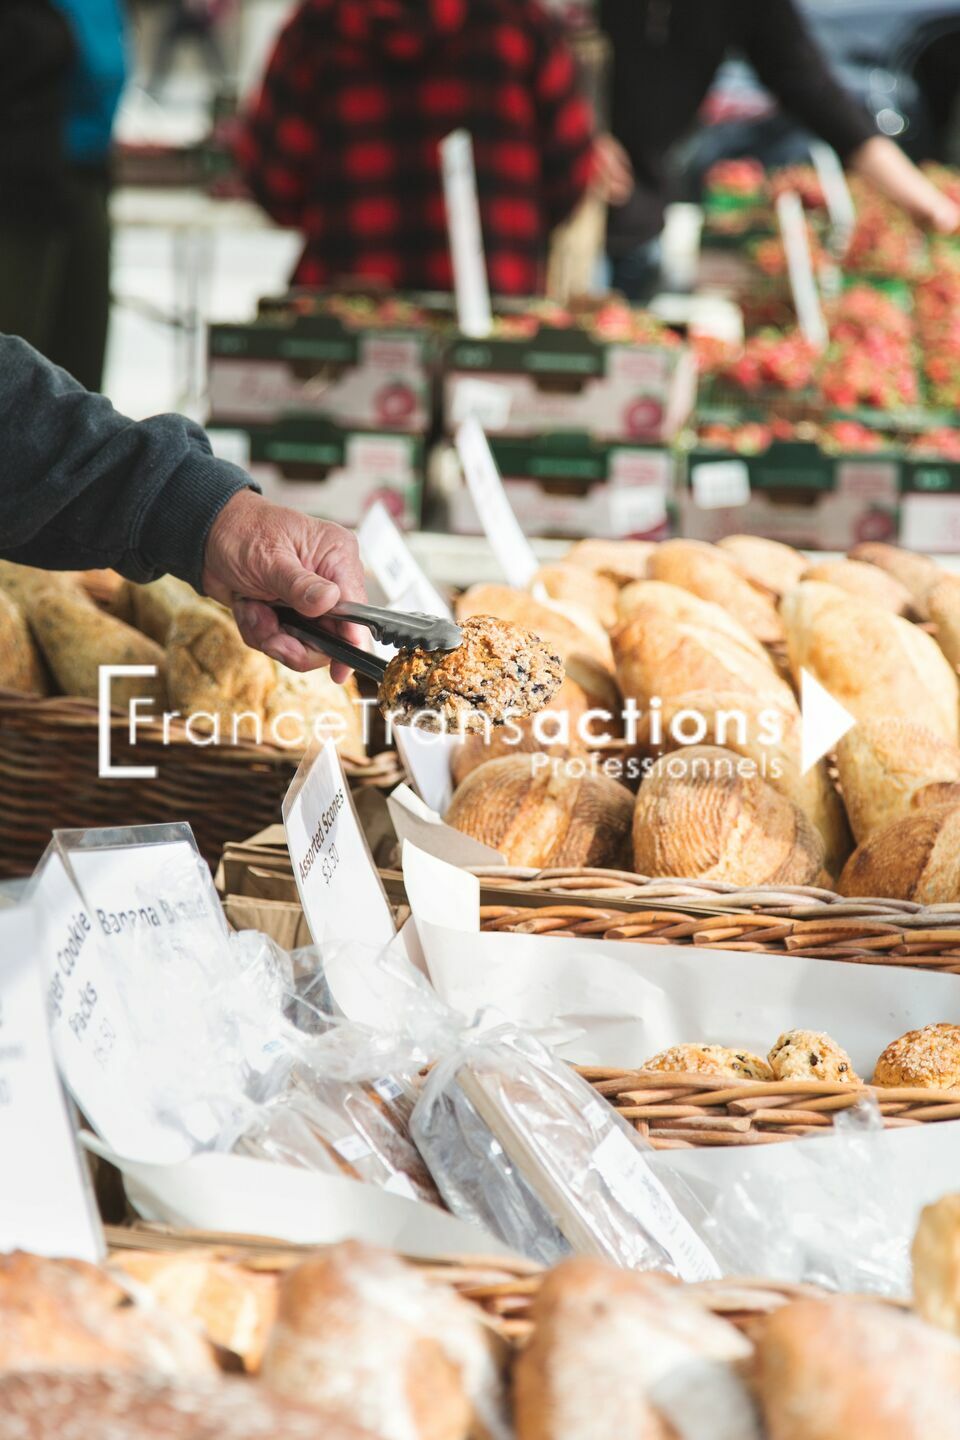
top-left (592, 133), bottom-right (634, 206)
top-left (912, 187), bottom-right (960, 234)
top-left (201, 489), bottom-right (368, 682)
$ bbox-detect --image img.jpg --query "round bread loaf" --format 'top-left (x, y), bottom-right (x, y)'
top-left (836, 720), bottom-right (960, 842)
top-left (838, 804), bottom-right (960, 902)
top-left (450, 676), bottom-right (593, 787)
top-left (768, 1030), bottom-right (860, 1084)
top-left (647, 539), bottom-right (784, 644)
top-left (615, 579), bottom-right (772, 664)
top-left (802, 558), bottom-right (914, 615)
top-left (848, 541), bottom-right (943, 620)
top-left (873, 1023), bottom-right (960, 1089)
top-left (533, 564), bottom-right (619, 631)
top-left (643, 1044), bottom-right (773, 1081)
top-left (632, 745), bottom-right (825, 887)
top-left (781, 581), bottom-right (960, 744)
top-left (446, 754), bottom-right (634, 868)
top-left (716, 534), bottom-right (808, 598)
top-left (564, 538), bottom-right (654, 586)
top-left (928, 572), bottom-right (960, 672)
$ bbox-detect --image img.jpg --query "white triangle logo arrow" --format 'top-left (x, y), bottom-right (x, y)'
top-left (800, 669), bottom-right (857, 774)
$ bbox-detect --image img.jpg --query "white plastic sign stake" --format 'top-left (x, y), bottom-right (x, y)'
top-left (387, 783), bottom-right (505, 867)
top-left (0, 905), bottom-right (104, 1261)
top-left (809, 141), bottom-right (857, 258)
top-left (284, 739), bottom-right (395, 950)
top-left (691, 459), bottom-right (751, 510)
top-left (776, 191), bottom-right (829, 351)
top-left (440, 130), bottom-right (493, 339)
top-left (449, 378), bottom-right (513, 430)
top-left (358, 501), bottom-right (452, 659)
top-left (455, 415), bottom-right (539, 587)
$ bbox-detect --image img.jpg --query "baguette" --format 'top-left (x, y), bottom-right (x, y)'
top-left (29, 584), bottom-right (167, 710)
top-left (0, 588), bottom-right (48, 694)
top-left (648, 539), bottom-right (784, 644)
top-left (716, 534), bottom-right (808, 598)
top-left (836, 719), bottom-right (960, 841)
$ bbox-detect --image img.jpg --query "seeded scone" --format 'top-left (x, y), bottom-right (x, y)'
top-left (768, 1029), bottom-right (860, 1084)
top-left (379, 614), bottom-right (564, 734)
top-left (643, 1044), bottom-right (774, 1082)
top-left (873, 1023), bottom-right (960, 1089)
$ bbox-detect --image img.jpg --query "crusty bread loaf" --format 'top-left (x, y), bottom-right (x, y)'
top-left (166, 604), bottom-right (274, 735)
top-left (111, 1250), bottom-right (279, 1373)
top-left (450, 676), bottom-right (592, 786)
top-left (564, 538), bottom-right (654, 587)
top-left (647, 539), bottom-right (784, 644)
top-left (836, 720), bottom-right (960, 841)
top-left (260, 1242), bottom-right (508, 1440)
top-left (716, 535), bottom-right (808, 598)
top-left (0, 588), bottom-right (47, 694)
top-left (848, 542), bottom-right (943, 620)
top-left (446, 755), bottom-right (633, 868)
top-left (632, 745), bottom-right (825, 887)
top-left (0, 1371), bottom-right (376, 1440)
top-left (913, 1193), bottom-right (960, 1338)
top-left (756, 1296), bottom-right (960, 1438)
top-left (0, 1251), bottom-right (216, 1376)
top-left (28, 585), bottom-right (167, 711)
top-left (803, 558), bottom-right (915, 615)
top-left (127, 576), bottom-right (208, 644)
top-left (265, 663), bottom-right (366, 761)
top-left (928, 573), bottom-right (960, 672)
top-left (615, 580), bottom-right (772, 665)
top-left (781, 582), bottom-right (960, 744)
top-left (873, 1023), bottom-right (960, 1089)
top-left (838, 804), bottom-right (960, 902)
top-left (0, 560), bottom-right (78, 610)
top-left (514, 1257), bottom-right (757, 1440)
top-left (533, 564), bottom-right (619, 631)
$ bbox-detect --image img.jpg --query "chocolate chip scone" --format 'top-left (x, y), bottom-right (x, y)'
top-left (379, 614), bottom-right (564, 734)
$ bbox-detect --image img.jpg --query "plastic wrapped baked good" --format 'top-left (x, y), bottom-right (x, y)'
top-left (411, 1027), bottom-right (719, 1279)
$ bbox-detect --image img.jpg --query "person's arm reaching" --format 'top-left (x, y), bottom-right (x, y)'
top-left (0, 337), bottom-right (367, 679)
top-left (235, 6), bottom-right (320, 228)
top-left (742, 0), bottom-right (959, 232)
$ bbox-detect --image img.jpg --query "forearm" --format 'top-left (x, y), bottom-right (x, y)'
top-left (0, 337), bottom-right (255, 589)
top-left (849, 135), bottom-right (960, 232)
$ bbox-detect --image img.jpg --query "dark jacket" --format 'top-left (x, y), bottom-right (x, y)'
top-left (0, 337), bottom-right (255, 590)
top-left (0, 0), bottom-right (74, 222)
top-left (601, 0), bottom-right (876, 252)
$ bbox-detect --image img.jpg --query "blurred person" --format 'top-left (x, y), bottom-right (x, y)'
top-left (0, 335), bottom-right (366, 677)
top-left (147, 0), bottom-right (232, 97)
top-left (236, 0), bottom-right (632, 296)
top-left (601, 0), bottom-right (960, 300)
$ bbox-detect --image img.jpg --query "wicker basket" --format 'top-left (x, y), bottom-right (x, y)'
top-left (578, 1066), bottom-right (960, 1150)
top-left (0, 690), bottom-right (402, 877)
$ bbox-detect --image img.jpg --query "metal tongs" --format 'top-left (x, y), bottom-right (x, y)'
top-left (273, 601), bottom-right (463, 682)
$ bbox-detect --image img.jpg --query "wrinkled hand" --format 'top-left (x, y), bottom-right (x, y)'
top-left (201, 489), bottom-right (367, 682)
top-left (592, 134), bottom-right (634, 207)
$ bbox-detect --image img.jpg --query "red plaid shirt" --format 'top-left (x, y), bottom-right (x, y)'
top-left (236, 0), bottom-right (596, 295)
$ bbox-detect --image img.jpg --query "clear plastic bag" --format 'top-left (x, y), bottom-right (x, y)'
top-left (412, 1023), bottom-right (720, 1278)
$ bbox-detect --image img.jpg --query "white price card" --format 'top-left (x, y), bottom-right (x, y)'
top-left (0, 905), bottom-right (104, 1262)
top-left (691, 459), bottom-right (751, 510)
top-left (439, 129), bottom-right (493, 339)
top-left (776, 190), bottom-right (829, 351)
top-left (284, 739), bottom-right (396, 951)
top-left (455, 416), bottom-right (539, 587)
top-left (393, 729), bottom-right (461, 817)
top-left (359, 502), bottom-right (452, 657)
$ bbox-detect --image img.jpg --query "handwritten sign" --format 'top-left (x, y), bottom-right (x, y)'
top-left (455, 416), bottom-right (539, 587)
top-left (440, 130), bottom-right (493, 339)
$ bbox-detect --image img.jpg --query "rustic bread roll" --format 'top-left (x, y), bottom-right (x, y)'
top-left (756, 1296), bottom-right (960, 1438)
top-left (929, 573), bottom-right (960, 672)
top-left (0, 588), bottom-right (47, 694)
top-left (632, 745), bottom-right (825, 887)
top-left (915, 780), bottom-right (960, 811)
top-left (643, 1044), bottom-right (773, 1081)
top-left (913, 1193), bottom-right (960, 1337)
top-left (873, 1024), bottom-right (960, 1089)
top-left (716, 534), bottom-right (808, 598)
top-left (533, 564), bottom-right (619, 631)
top-left (836, 719), bottom-right (960, 842)
top-left (838, 804), bottom-right (960, 902)
top-left (615, 580), bottom-right (772, 665)
top-left (848, 541), bottom-right (943, 620)
top-left (0, 1251), bottom-right (216, 1375)
top-left (265, 663), bottom-right (366, 761)
top-left (127, 575), bottom-right (208, 644)
top-left (514, 1257), bottom-right (758, 1440)
top-left (0, 1372), bottom-right (376, 1440)
top-left (166, 603), bottom-right (274, 734)
top-left (781, 582), bottom-right (960, 744)
top-left (564, 538), bottom-right (654, 586)
top-left (450, 676), bottom-right (592, 787)
top-left (803, 558), bottom-right (915, 615)
top-left (78, 568), bottom-right (128, 610)
top-left (614, 612), bottom-right (795, 717)
top-left (260, 1242), bottom-right (508, 1440)
top-left (768, 1030), bottom-right (860, 1084)
top-left (647, 539), bottom-right (784, 644)
top-left (28, 584), bottom-right (167, 711)
top-left (111, 1250), bottom-right (279, 1373)
top-left (446, 754), bottom-right (633, 868)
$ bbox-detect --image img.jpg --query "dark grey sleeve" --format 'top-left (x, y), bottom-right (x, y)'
top-left (0, 336), bottom-right (258, 591)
